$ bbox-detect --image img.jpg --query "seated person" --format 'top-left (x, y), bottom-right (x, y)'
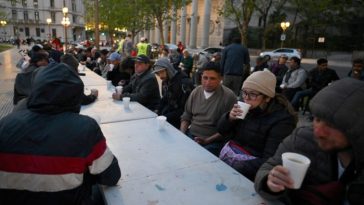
top-left (348, 58), bottom-right (364, 81)
top-left (254, 78), bottom-right (364, 205)
top-left (61, 53), bottom-right (99, 105)
top-left (180, 62), bottom-right (236, 156)
top-left (112, 55), bottom-right (160, 111)
top-left (291, 58), bottom-right (339, 111)
top-left (217, 70), bottom-right (297, 181)
top-left (252, 56), bottom-right (269, 73)
top-left (280, 57), bottom-right (307, 101)
top-left (0, 63), bottom-right (121, 204)
top-left (269, 54), bottom-right (288, 92)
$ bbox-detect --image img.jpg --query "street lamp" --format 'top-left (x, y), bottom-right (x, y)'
top-left (0, 20), bottom-right (7, 41)
top-left (280, 21), bottom-right (290, 48)
top-left (61, 7), bottom-right (70, 52)
top-left (46, 18), bottom-right (52, 41)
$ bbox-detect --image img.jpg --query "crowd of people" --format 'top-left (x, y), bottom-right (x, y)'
top-left (0, 34), bottom-right (363, 205)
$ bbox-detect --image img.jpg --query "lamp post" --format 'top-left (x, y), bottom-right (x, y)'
top-left (46, 18), bottom-right (52, 41)
top-left (0, 20), bottom-right (7, 41)
top-left (280, 21), bottom-right (290, 48)
top-left (61, 7), bottom-right (70, 53)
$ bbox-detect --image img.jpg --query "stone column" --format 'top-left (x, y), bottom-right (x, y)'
top-left (189, 0), bottom-right (198, 48)
top-left (180, 0), bottom-right (187, 45)
top-left (171, 5), bottom-right (177, 45)
top-left (202, 0), bottom-right (211, 48)
top-left (163, 20), bottom-right (169, 44)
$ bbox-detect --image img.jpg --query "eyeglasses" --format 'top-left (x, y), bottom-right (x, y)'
top-left (241, 90), bottom-right (262, 100)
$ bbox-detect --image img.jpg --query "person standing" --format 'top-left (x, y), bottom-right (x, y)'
top-left (180, 50), bottom-right (193, 77)
top-left (221, 36), bottom-right (250, 96)
top-left (0, 63), bottom-right (121, 204)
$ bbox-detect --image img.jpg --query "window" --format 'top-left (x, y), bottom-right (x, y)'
top-left (11, 0), bottom-right (16, 6)
top-left (34, 11), bottom-right (39, 21)
top-left (34, 0), bottom-right (38, 7)
top-left (13, 27), bottom-right (19, 36)
top-left (52, 28), bottom-right (57, 38)
top-left (50, 0), bottom-right (55, 8)
top-left (25, 27), bottom-right (30, 37)
top-left (71, 0), bottom-right (77, 11)
top-left (12, 10), bottom-right (17, 20)
top-left (23, 11), bottom-right (29, 21)
top-left (22, 0), bottom-right (27, 7)
top-left (36, 28), bottom-right (41, 37)
top-left (51, 12), bottom-right (56, 23)
top-left (72, 15), bottom-right (77, 23)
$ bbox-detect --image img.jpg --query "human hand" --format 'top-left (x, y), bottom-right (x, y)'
top-left (112, 92), bottom-right (121, 100)
top-left (194, 137), bottom-right (209, 145)
top-left (229, 104), bottom-right (244, 120)
top-left (90, 89), bottom-right (98, 98)
top-left (266, 165), bottom-right (294, 192)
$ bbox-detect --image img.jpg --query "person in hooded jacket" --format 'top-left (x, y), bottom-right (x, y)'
top-left (217, 70), bottom-right (297, 181)
top-left (0, 63), bottom-right (121, 205)
top-left (152, 58), bottom-right (193, 128)
top-left (254, 78), bottom-right (364, 205)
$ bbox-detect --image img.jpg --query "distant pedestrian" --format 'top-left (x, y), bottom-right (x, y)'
top-left (221, 36), bottom-right (250, 96)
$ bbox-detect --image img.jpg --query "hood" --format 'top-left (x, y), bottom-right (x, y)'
top-left (27, 63), bottom-right (83, 114)
top-left (310, 78), bottom-right (364, 168)
top-left (152, 57), bottom-right (177, 79)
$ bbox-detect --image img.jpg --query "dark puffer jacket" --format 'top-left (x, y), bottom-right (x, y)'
top-left (218, 95), bottom-right (296, 181)
top-left (0, 63), bottom-right (121, 205)
top-left (255, 78), bottom-right (364, 205)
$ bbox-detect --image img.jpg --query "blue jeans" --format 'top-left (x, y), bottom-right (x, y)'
top-left (291, 88), bottom-right (314, 111)
top-left (186, 130), bottom-right (224, 157)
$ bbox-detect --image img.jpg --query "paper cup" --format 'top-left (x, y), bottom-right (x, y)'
top-left (115, 86), bottom-right (123, 94)
top-left (107, 80), bottom-right (113, 90)
top-left (123, 97), bottom-right (130, 109)
top-left (237, 101), bottom-right (251, 119)
top-left (282, 152), bottom-right (311, 189)
top-left (157, 116), bottom-right (167, 130)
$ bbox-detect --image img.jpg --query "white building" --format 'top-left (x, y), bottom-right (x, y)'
top-left (0, 0), bottom-right (85, 43)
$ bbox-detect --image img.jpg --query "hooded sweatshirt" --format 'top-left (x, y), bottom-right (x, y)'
top-left (0, 63), bottom-right (121, 205)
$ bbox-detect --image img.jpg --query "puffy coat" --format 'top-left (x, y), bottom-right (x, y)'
top-left (0, 63), bottom-right (121, 205)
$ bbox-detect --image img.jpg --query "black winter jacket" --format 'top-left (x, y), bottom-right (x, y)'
top-left (218, 97), bottom-right (296, 181)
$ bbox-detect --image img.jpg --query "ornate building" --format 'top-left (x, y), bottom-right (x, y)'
top-left (0, 0), bottom-right (85, 43)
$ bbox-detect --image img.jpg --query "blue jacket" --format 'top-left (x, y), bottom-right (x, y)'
top-left (221, 43), bottom-right (250, 76)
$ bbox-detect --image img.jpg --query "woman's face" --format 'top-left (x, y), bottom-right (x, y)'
top-left (241, 88), bottom-right (270, 109)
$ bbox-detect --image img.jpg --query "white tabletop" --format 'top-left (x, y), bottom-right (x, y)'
top-left (79, 66), bottom-right (107, 86)
top-left (80, 100), bottom-right (157, 124)
top-left (84, 85), bottom-right (114, 101)
top-left (100, 118), bottom-right (281, 205)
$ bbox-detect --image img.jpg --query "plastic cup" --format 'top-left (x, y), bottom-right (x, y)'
top-left (156, 116), bottom-right (167, 130)
top-left (123, 97), bottom-right (130, 109)
top-left (115, 86), bottom-right (123, 94)
top-left (237, 101), bottom-right (251, 119)
top-left (282, 152), bottom-right (311, 189)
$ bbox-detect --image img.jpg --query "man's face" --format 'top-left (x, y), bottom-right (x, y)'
top-left (313, 117), bottom-right (349, 151)
top-left (353, 63), bottom-right (363, 72)
top-left (201, 70), bottom-right (221, 92)
top-left (318, 63), bottom-right (328, 71)
top-left (289, 59), bottom-right (298, 69)
top-left (135, 61), bottom-right (149, 74)
top-left (155, 69), bottom-right (168, 81)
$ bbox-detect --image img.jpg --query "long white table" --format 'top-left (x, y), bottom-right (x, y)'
top-left (80, 100), bottom-right (157, 124)
top-left (84, 85), bottom-right (114, 101)
top-left (100, 118), bottom-right (281, 205)
top-left (79, 67), bottom-right (107, 86)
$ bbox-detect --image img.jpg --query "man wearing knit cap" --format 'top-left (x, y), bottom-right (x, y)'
top-left (217, 70), bottom-right (296, 181)
top-left (255, 78), bottom-right (364, 205)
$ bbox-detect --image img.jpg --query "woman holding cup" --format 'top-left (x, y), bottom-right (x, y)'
top-left (217, 70), bottom-right (297, 181)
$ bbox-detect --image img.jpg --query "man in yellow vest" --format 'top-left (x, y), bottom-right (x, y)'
top-left (137, 37), bottom-right (149, 56)
top-left (117, 35), bottom-right (125, 54)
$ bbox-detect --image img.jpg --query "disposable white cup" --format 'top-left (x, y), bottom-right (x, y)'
top-left (156, 116), bottom-right (167, 130)
top-left (237, 101), bottom-right (251, 119)
top-left (123, 97), bottom-right (130, 109)
top-left (107, 80), bottom-right (113, 90)
top-left (282, 152), bottom-right (311, 189)
top-left (250, 66), bottom-right (255, 72)
top-left (115, 86), bottom-right (123, 94)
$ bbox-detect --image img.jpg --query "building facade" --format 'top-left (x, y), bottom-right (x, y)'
top-left (0, 0), bottom-right (85, 43)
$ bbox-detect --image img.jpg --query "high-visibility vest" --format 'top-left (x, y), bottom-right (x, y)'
top-left (137, 42), bottom-right (148, 56)
top-left (117, 39), bottom-right (125, 53)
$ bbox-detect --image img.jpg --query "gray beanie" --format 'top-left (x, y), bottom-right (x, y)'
top-left (60, 53), bottom-right (79, 72)
top-left (310, 78), bottom-right (364, 168)
top-left (242, 70), bottom-right (276, 98)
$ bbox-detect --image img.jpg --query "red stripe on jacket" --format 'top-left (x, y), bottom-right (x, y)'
top-left (0, 139), bottom-right (107, 174)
